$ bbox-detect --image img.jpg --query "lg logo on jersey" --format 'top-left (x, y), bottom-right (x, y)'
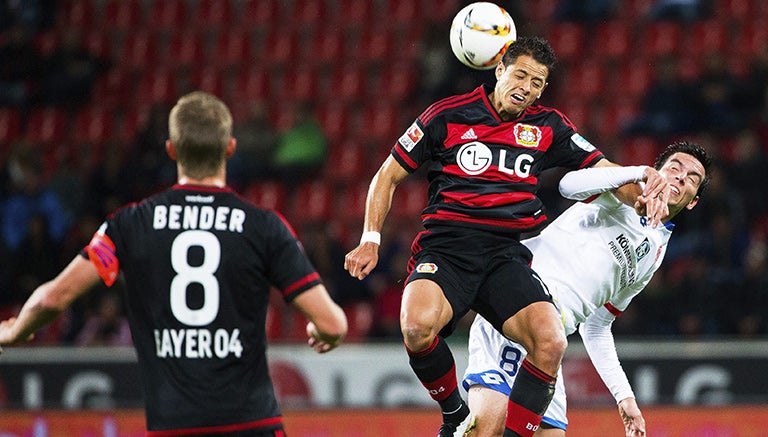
top-left (457, 141), bottom-right (534, 177)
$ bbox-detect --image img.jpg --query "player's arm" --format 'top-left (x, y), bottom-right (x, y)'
top-left (344, 155), bottom-right (410, 280)
top-left (562, 158), bottom-right (668, 227)
top-left (291, 284), bottom-right (348, 353)
top-left (579, 306), bottom-right (646, 437)
top-left (0, 255), bottom-right (101, 351)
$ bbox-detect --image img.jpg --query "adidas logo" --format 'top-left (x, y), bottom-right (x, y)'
top-left (461, 128), bottom-right (477, 140)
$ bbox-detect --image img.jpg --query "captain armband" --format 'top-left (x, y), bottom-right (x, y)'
top-left (85, 231), bottom-right (120, 287)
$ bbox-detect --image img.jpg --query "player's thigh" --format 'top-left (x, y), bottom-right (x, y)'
top-left (400, 278), bottom-right (453, 332)
top-left (467, 385), bottom-right (507, 437)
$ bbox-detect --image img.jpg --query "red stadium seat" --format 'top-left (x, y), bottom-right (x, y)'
top-left (291, 0), bottom-right (329, 29)
top-left (620, 137), bottom-right (663, 166)
top-left (232, 65), bottom-right (271, 102)
top-left (356, 102), bottom-right (400, 144)
top-left (165, 30), bottom-right (206, 67)
top-left (290, 181), bottom-right (334, 224)
top-left (384, 0), bottom-right (418, 26)
top-left (146, 0), bottom-right (188, 30)
top-left (732, 19), bottom-right (768, 57)
top-left (368, 62), bottom-right (417, 103)
top-left (189, 66), bottom-right (225, 98)
top-left (326, 64), bottom-right (366, 103)
top-left (314, 102), bottom-right (350, 144)
top-left (611, 59), bottom-right (654, 100)
top-left (547, 23), bottom-right (585, 62)
top-left (0, 108), bottom-right (22, 147)
top-left (353, 25), bottom-right (394, 63)
top-left (259, 30), bottom-right (300, 66)
top-left (117, 30), bottom-right (159, 70)
top-left (685, 20), bottom-right (730, 58)
top-left (192, 0), bottom-right (234, 28)
top-left (307, 27), bottom-right (345, 65)
top-left (716, 0), bottom-right (755, 20)
top-left (390, 180), bottom-right (428, 221)
top-left (71, 105), bottom-right (115, 146)
top-left (323, 140), bottom-right (369, 183)
top-left (338, 181), bottom-right (369, 223)
top-left (594, 21), bottom-right (632, 60)
top-left (278, 68), bottom-right (320, 101)
top-left (134, 67), bottom-right (178, 106)
top-left (239, 0), bottom-right (283, 27)
top-left (336, 0), bottom-right (374, 25)
top-left (640, 22), bottom-right (682, 58)
top-left (210, 29), bottom-right (254, 68)
top-left (101, 0), bottom-right (143, 31)
top-left (91, 67), bottom-right (134, 108)
top-left (243, 181), bottom-right (287, 212)
top-left (81, 29), bottom-right (112, 59)
top-left (57, 0), bottom-right (97, 29)
top-left (560, 62), bottom-right (604, 100)
top-left (24, 108), bottom-right (69, 146)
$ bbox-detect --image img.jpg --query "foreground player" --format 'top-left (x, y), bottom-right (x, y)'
top-left (344, 36), bottom-right (668, 437)
top-left (463, 141), bottom-right (712, 436)
top-left (0, 91), bottom-right (348, 436)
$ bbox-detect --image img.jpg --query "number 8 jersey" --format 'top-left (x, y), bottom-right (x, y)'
top-left (84, 184), bottom-right (322, 435)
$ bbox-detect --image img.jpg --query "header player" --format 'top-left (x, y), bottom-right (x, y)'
top-left (344, 36), bottom-right (668, 437)
top-left (0, 91), bottom-right (348, 436)
top-left (463, 141), bottom-right (712, 436)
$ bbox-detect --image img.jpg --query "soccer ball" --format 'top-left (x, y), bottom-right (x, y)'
top-left (449, 2), bottom-right (517, 70)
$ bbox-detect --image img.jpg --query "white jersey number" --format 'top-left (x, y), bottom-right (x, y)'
top-left (170, 230), bottom-right (220, 326)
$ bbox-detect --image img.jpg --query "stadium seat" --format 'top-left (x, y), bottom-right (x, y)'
top-left (71, 105), bottom-right (115, 146)
top-left (326, 64), bottom-right (366, 103)
top-left (338, 181), bottom-right (369, 223)
top-left (101, 0), bottom-right (143, 31)
top-left (715, 0), bottom-right (754, 20)
top-left (209, 29), bottom-right (254, 68)
top-left (134, 67), bottom-right (178, 106)
top-left (117, 30), bottom-right (159, 70)
top-left (307, 27), bottom-right (345, 66)
top-left (0, 108), bottom-right (22, 147)
top-left (146, 0), bottom-right (188, 31)
top-left (368, 62), bottom-right (417, 103)
top-left (81, 29), bottom-right (112, 59)
top-left (335, 0), bottom-right (374, 25)
top-left (594, 21), bottom-right (632, 60)
top-left (356, 101), bottom-right (400, 144)
top-left (323, 140), bottom-right (369, 184)
top-left (351, 26), bottom-right (394, 64)
top-left (390, 180), bottom-right (428, 221)
top-left (619, 137), bottom-right (663, 166)
top-left (560, 62), bottom-right (604, 100)
top-left (243, 181), bottom-right (288, 212)
top-left (232, 65), bottom-right (271, 103)
top-left (732, 19), bottom-right (768, 57)
top-left (91, 67), bottom-right (134, 108)
top-left (24, 107), bottom-right (69, 146)
top-left (192, 0), bottom-right (234, 29)
top-left (259, 30), bottom-right (300, 66)
top-left (547, 23), bottom-right (585, 62)
top-left (611, 59), bottom-right (654, 100)
top-left (685, 20), bottom-right (729, 58)
top-left (165, 30), bottom-right (206, 68)
top-left (57, 0), bottom-right (97, 29)
top-left (291, 0), bottom-right (329, 29)
top-left (384, 0), bottom-right (419, 26)
top-left (278, 68), bottom-right (320, 102)
top-left (290, 181), bottom-right (334, 224)
top-left (188, 66), bottom-right (225, 98)
top-left (315, 102), bottom-right (350, 144)
top-left (239, 0), bottom-right (282, 27)
top-left (640, 22), bottom-right (682, 58)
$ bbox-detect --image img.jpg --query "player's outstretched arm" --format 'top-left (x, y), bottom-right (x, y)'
top-left (291, 284), bottom-right (348, 353)
top-left (619, 397), bottom-right (647, 437)
top-left (344, 155), bottom-right (409, 280)
top-left (0, 256), bottom-right (100, 352)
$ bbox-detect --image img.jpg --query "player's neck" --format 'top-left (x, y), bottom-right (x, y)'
top-left (177, 174), bottom-right (226, 188)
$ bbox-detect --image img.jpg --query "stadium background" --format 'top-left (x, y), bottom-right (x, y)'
top-left (1, 0), bottom-right (767, 435)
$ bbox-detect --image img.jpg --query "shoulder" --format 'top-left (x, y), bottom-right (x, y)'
top-left (418, 86), bottom-right (488, 125)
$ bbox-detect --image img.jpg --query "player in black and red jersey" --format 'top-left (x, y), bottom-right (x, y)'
top-left (0, 91), bottom-right (348, 437)
top-left (344, 37), bottom-right (667, 437)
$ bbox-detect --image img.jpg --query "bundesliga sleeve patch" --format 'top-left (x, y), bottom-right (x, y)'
top-left (398, 123), bottom-right (424, 152)
top-left (85, 227), bottom-right (119, 287)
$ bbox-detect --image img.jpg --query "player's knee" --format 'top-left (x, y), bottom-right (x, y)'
top-left (530, 330), bottom-right (567, 369)
top-left (400, 322), bottom-right (436, 351)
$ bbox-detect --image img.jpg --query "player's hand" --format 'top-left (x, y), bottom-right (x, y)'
top-left (0, 317), bottom-right (35, 352)
top-left (635, 167), bottom-right (669, 228)
top-left (306, 322), bottom-right (342, 353)
top-left (618, 397), bottom-right (646, 437)
top-left (344, 242), bottom-right (379, 280)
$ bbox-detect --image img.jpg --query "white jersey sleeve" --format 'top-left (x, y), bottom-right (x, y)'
top-left (579, 306), bottom-right (635, 403)
top-left (559, 165), bottom-right (647, 200)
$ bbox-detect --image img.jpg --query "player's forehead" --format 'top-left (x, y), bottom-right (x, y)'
top-left (506, 54), bottom-right (549, 81)
top-left (663, 152), bottom-right (705, 176)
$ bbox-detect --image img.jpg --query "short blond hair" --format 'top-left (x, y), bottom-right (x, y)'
top-left (168, 91), bottom-right (233, 179)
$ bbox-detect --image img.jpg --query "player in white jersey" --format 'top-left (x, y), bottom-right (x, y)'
top-left (462, 141), bottom-right (712, 436)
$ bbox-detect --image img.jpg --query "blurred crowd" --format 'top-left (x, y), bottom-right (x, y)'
top-left (0, 0), bottom-right (767, 346)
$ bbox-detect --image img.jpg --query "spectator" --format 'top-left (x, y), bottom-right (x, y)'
top-left (37, 30), bottom-right (110, 107)
top-left (622, 56), bottom-right (697, 137)
top-left (75, 289), bottom-right (132, 346)
top-left (271, 102), bottom-right (328, 188)
top-left (0, 24), bottom-right (43, 108)
top-left (228, 101), bottom-right (278, 189)
top-left (692, 52), bottom-right (741, 134)
top-left (648, 0), bottom-right (710, 21)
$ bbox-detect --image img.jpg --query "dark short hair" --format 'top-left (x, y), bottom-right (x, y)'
top-left (654, 141), bottom-right (713, 196)
top-left (501, 36), bottom-right (557, 75)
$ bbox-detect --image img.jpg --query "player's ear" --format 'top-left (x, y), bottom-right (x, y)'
top-left (495, 61), bottom-right (505, 80)
top-left (225, 137), bottom-right (236, 158)
top-left (165, 140), bottom-right (177, 160)
top-left (685, 195), bottom-right (700, 210)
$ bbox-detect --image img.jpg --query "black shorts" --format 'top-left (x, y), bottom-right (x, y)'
top-left (405, 226), bottom-right (553, 337)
